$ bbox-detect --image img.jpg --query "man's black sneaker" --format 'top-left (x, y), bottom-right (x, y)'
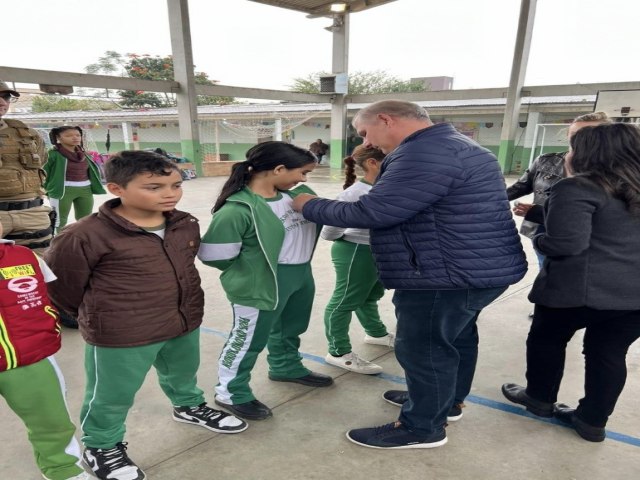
top-left (383, 390), bottom-right (464, 422)
top-left (554, 403), bottom-right (606, 442)
top-left (173, 403), bottom-right (248, 433)
top-left (382, 389), bottom-right (408, 407)
top-left (347, 421), bottom-right (447, 449)
top-left (82, 442), bottom-right (145, 480)
top-left (447, 402), bottom-right (465, 422)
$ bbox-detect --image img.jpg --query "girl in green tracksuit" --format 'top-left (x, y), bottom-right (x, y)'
top-left (322, 146), bottom-right (393, 376)
top-left (44, 126), bottom-right (105, 232)
top-left (198, 141), bottom-right (333, 422)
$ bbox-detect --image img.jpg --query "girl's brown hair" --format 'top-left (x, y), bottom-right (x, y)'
top-left (343, 145), bottom-right (386, 189)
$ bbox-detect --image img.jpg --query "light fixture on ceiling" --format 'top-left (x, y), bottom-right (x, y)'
top-left (324, 14), bottom-right (344, 32)
top-left (330, 2), bottom-right (348, 13)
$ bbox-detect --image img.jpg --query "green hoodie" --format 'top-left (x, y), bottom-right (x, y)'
top-left (43, 148), bottom-right (106, 199)
top-left (198, 184), bottom-right (320, 311)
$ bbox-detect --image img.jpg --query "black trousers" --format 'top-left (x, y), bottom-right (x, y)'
top-left (525, 305), bottom-right (640, 427)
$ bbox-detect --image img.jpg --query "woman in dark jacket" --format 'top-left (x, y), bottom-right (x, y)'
top-left (502, 122), bottom-right (640, 443)
top-left (507, 111), bottom-right (610, 265)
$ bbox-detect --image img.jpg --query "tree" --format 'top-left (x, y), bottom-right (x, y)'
top-left (120, 54), bottom-right (235, 108)
top-left (84, 51), bottom-right (127, 98)
top-left (32, 96), bottom-right (119, 113)
top-left (289, 70), bottom-right (426, 95)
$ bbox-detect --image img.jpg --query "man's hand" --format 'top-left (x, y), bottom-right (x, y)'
top-left (512, 201), bottom-right (534, 217)
top-left (292, 193), bottom-right (317, 212)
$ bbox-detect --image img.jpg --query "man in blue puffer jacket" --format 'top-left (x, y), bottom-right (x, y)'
top-left (292, 100), bottom-right (527, 450)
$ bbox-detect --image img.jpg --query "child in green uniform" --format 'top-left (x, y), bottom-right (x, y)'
top-left (0, 223), bottom-right (88, 480)
top-left (44, 151), bottom-right (246, 480)
top-left (199, 141), bottom-right (333, 421)
top-left (44, 126), bottom-right (105, 231)
top-left (322, 146), bottom-right (394, 375)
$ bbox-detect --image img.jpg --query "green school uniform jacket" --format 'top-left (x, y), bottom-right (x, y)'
top-left (198, 184), bottom-right (321, 311)
top-left (43, 149), bottom-right (106, 199)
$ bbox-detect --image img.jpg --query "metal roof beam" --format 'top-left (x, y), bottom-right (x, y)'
top-left (0, 66), bottom-right (327, 102)
top-left (348, 81), bottom-right (640, 103)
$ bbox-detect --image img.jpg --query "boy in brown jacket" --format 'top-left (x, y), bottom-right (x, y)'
top-left (44, 151), bottom-right (247, 480)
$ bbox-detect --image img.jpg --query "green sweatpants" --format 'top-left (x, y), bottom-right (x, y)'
top-left (0, 357), bottom-right (84, 480)
top-left (52, 185), bottom-right (94, 231)
top-left (216, 263), bottom-right (315, 405)
top-left (325, 240), bottom-right (388, 356)
top-left (81, 329), bottom-right (205, 449)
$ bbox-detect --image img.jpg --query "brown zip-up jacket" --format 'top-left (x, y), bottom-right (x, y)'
top-left (44, 198), bottom-right (204, 347)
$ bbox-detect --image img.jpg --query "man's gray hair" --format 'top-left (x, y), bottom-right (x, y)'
top-left (353, 100), bottom-right (431, 124)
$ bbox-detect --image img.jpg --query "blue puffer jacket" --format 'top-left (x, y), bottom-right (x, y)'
top-left (302, 123), bottom-right (527, 289)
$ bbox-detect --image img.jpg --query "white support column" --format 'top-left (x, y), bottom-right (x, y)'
top-left (329, 13), bottom-right (349, 168)
top-left (522, 111), bottom-right (541, 170)
top-left (167, 0), bottom-right (202, 174)
top-left (274, 118), bottom-right (283, 141)
top-left (497, 0), bottom-right (537, 173)
top-left (122, 122), bottom-right (133, 150)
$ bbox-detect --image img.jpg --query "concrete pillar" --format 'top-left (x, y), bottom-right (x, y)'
top-left (497, 0), bottom-right (537, 173)
top-left (167, 0), bottom-right (202, 175)
top-left (329, 13), bottom-right (349, 169)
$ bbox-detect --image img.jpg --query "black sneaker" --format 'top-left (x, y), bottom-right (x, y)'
top-left (82, 442), bottom-right (145, 480)
top-left (383, 390), bottom-right (464, 421)
top-left (447, 402), bottom-right (465, 422)
top-left (172, 402), bottom-right (248, 433)
top-left (215, 398), bottom-right (273, 421)
top-left (382, 390), bottom-right (408, 407)
top-left (346, 421), bottom-right (447, 449)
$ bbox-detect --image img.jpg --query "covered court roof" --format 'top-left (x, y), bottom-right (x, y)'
top-left (248, 0), bottom-right (397, 16)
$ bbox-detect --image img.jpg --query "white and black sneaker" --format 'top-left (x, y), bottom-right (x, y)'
top-left (83, 442), bottom-right (145, 480)
top-left (173, 402), bottom-right (248, 433)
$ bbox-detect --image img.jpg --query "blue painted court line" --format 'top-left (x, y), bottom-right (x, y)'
top-left (200, 326), bottom-right (640, 447)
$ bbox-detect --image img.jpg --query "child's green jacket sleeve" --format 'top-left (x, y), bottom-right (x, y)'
top-left (198, 204), bottom-right (250, 270)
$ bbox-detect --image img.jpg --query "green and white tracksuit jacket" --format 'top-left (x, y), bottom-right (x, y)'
top-left (198, 184), bottom-right (322, 404)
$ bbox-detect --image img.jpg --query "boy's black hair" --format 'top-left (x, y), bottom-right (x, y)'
top-left (104, 150), bottom-right (181, 187)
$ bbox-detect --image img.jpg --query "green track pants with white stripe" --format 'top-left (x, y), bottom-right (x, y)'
top-left (0, 356), bottom-right (84, 480)
top-left (216, 263), bottom-right (315, 405)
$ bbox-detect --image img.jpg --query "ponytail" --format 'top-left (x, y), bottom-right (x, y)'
top-left (211, 141), bottom-right (317, 213)
top-left (343, 155), bottom-right (357, 189)
top-left (342, 145), bottom-right (386, 190)
top-left (213, 162), bottom-right (253, 212)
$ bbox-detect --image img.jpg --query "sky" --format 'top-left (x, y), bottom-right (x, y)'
top-left (3, 0), bottom-right (640, 93)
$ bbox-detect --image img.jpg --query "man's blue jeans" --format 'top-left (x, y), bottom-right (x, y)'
top-left (393, 287), bottom-right (507, 436)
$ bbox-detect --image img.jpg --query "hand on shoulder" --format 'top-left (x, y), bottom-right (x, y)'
top-left (291, 193), bottom-right (317, 212)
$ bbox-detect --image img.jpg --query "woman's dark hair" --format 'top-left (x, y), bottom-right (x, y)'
top-left (213, 141), bottom-right (317, 212)
top-left (343, 145), bottom-right (385, 189)
top-left (49, 125), bottom-right (83, 149)
top-left (104, 150), bottom-right (180, 187)
top-left (569, 122), bottom-right (640, 215)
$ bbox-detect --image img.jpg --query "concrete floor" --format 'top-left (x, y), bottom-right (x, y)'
top-left (3, 168), bottom-right (639, 480)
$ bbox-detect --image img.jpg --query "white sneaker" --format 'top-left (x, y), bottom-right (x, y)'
top-left (364, 333), bottom-right (395, 347)
top-left (325, 352), bottom-right (383, 374)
